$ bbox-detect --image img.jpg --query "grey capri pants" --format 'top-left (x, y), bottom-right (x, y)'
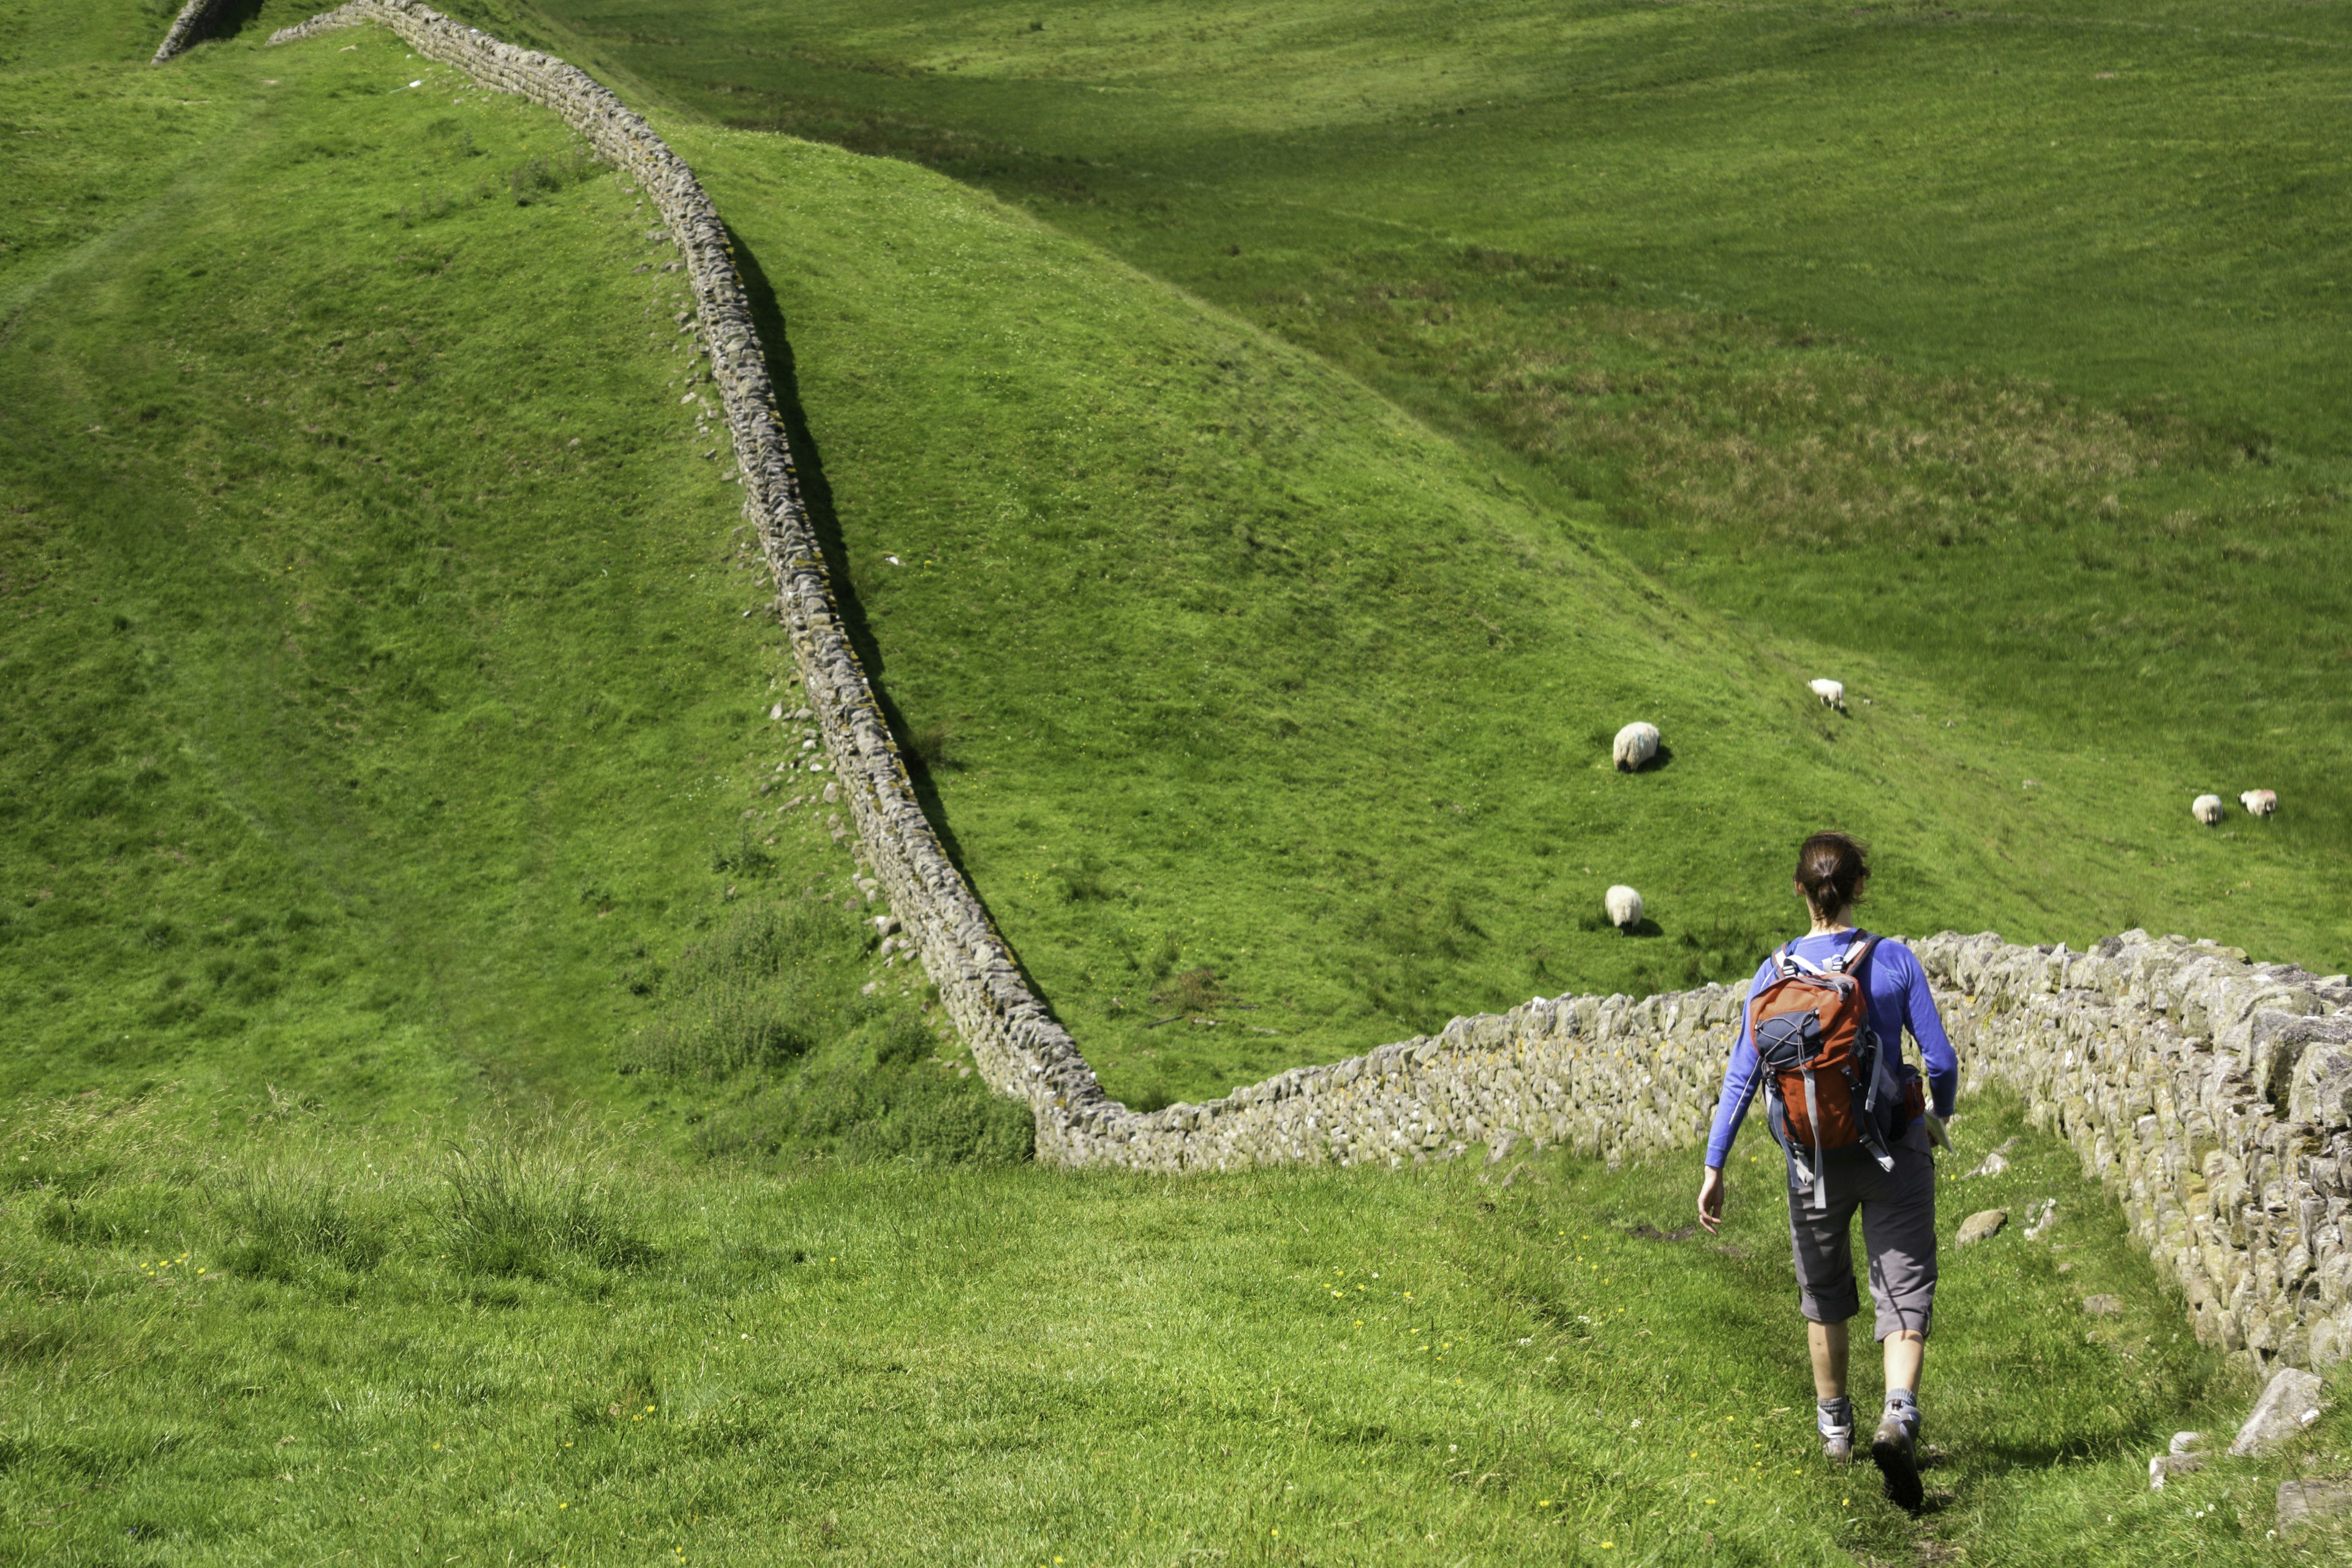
top-left (1787, 1118), bottom-right (1938, 1340)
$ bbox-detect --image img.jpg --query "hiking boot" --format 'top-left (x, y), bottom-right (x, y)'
top-left (1871, 1409), bottom-right (1923, 1511)
top-left (1817, 1395), bottom-right (1855, 1464)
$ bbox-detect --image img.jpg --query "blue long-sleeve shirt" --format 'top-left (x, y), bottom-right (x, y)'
top-left (1704, 930), bottom-right (1956, 1169)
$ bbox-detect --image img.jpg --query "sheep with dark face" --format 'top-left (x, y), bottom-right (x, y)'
top-left (1613, 722), bottom-right (1659, 772)
top-left (2192, 794), bottom-right (2225, 826)
top-left (1809, 678), bottom-right (1847, 713)
top-left (1605, 884), bottom-right (1644, 932)
top-left (2241, 790), bottom-right (2278, 820)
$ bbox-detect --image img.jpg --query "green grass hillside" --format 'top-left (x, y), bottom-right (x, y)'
top-left (494, 0), bottom-right (2352, 1096)
top-left (0, 7), bottom-right (2346, 1564)
top-left (0, 1), bottom-right (1022, 1157)
top-left (676, 119), bottom-right (2173, 1108)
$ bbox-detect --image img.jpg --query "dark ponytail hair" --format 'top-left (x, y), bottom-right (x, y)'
top-left (1795, 831), bottom-right (1869, 918)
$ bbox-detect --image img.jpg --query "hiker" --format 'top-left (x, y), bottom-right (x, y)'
top-left (1694, 831), bottom-right (1956, 1510)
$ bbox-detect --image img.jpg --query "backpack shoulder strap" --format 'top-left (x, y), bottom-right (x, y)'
top-left (1778, 942), bottom-right (1852, 982)
top-left (1836, 933), bottom-right (1894, 1063)
top-left (1825, 931), bottom-right (1879, 975)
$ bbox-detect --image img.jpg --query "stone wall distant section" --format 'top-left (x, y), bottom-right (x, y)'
top-left (251, 4), bottom-right (2352, 1378)
top-left (152, 0), bottom-right (235, 62)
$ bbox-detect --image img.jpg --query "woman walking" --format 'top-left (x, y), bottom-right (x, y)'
top-left (1694, 831), bottom-right (1956, 1510)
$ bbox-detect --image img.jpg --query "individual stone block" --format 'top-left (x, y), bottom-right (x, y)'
top-left (2293, 1042), bottom-right (2352, 1130)
top-left (2230, 1366), bottom-right (2328, 1457)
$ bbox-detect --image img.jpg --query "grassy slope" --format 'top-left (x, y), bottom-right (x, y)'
top-left (498, 0), bottom-right (2352, 1077)
top-left (677, 117), bottom-right (2318, 1108)
top-left (0, 1), bottom-right (990, 1145)
top-left (680, 121), bottom-right (2139, 1104)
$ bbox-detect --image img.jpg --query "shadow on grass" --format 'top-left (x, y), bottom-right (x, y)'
top-left (725, 222), bottom-right (1076, 1033)
top-left (200, 0), bottom-right (273, 47)
top-left (721, 226), bottom-right (957, 850)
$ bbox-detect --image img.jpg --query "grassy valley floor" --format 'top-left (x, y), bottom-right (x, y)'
top-left (5, 1089), bottom-right (2348, 1565)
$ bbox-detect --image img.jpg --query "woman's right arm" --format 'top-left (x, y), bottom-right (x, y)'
top-left (1703, 1019), bottom-right (1763, 1169)
top-left (1697, 974), bottom-right (1766, 1232)
top-left (1898, 945), bottom-right (1958, 1119)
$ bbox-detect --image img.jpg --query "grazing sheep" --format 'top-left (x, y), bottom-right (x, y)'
top-left (2192, 794), bottom-right (2225, 826)
top-left (1605, 884), bottom-right (1644, 932)
top-left (1809, 678), bottom-right (1848, 713)
top-left (2241, 790), bottom-right (2278, 819)
top-left (1612, 721), bottom-right (1660, 772)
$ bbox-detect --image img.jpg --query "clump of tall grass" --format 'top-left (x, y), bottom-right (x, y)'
top-left (906, 720), bottom-right (958, 771)
top-left (395, 188), bottom-right (464, 228)
top-left (219, 1164), bottom-right (385, 1280)
top-left (442, 1134), bottom-right (648, 1278)
top-left (625, 897), bottom-right (851, 1078)
top-left (507, 145), bottom-right (603, 206)
top-left (1053, 850), bottom-right (1115, 904)
top-left (1153, 965), bottom-right (1224, 1014)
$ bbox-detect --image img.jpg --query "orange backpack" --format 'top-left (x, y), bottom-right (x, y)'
top-left (1749, 934), bottom-right (1905, 1208)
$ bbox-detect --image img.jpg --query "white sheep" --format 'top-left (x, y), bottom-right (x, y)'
top-left (2192, 794), bottom-right (2225, 826)
top-left (2241, 790), bottom-right (2278, 819)
top-left (1605, 884), bottom-right (1644, 932)
top-left (1809, 678), bottom-right (1847, 713)
top-left (1612, 721), bottom-right (1660, 772)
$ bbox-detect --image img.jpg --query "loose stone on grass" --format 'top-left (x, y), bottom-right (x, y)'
top-left (2277, 1479), bottom-right (2352, 1534)
top-left (1955, 1208), bottom-right (2008, 1247)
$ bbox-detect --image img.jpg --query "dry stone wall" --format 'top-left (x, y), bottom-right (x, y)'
top-left (250, 5), bottom-right (2352, 1378)
top-left (1938, 932), bottom-right (2352, 1370)
top-left (1070, 929), bottom-right (2352, 1376)
top-left (263, 0), bottom-right (1114, 1160)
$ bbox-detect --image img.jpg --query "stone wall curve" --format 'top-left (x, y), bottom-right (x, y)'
top-left (243, 4), bottom-right (2352, 1379)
